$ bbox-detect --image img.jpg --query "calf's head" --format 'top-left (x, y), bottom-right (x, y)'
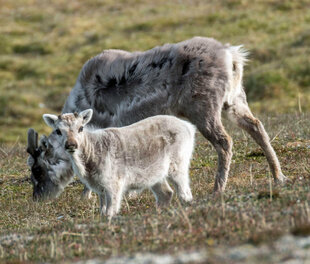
top-left (27, 128), bottom-right (73, 201)
top-left (43, 109), bottom-right (93, 154)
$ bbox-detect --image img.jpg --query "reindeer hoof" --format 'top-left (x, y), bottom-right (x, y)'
top-left (81, 189), bottom-right (93, 200)
top-left (275, 173), bottom-right (288, 185)
top-left (127, 190), bottom-right (141, 200)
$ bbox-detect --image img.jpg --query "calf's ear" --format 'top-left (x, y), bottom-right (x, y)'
top-left (79, 109), bottom-right (93, 126)
top-left (43, 114), bottom-right (58, 129)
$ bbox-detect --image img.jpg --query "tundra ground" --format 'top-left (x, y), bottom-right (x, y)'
top-left (0, 113), bottom-right (309, 263)
top-left (1, 0), bottom-right (310, 262)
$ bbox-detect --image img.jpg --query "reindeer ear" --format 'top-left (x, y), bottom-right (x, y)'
top-left (79, 109), bottom-right (93, 126)
top-left (43, 114), bottom-right (58, 129)
top-left (39, 135), bottom-right (51, 151)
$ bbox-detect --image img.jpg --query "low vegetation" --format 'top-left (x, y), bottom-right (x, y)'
top-left (0, 113), bottom-right (309, 262)
top-left (0, 0), bottom-right (309, 262)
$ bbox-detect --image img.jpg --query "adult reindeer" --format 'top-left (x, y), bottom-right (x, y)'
top-left (27, 37), bottom-right (285, 200)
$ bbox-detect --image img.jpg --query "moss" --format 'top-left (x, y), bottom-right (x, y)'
top-left (289, 61), bottom-right (310, 89)
top-left (0, 95), bottom-right (9, 117)
top-left (245, 71), bottom-right (292, 101)
top-left (248, 229), bottom-right (283, 245)
top-left (257, 190), bottom-right (280, 200)
top-left (246, 150), bottom-right (265, 158)
top-left (0, 36), bottom-right (12, 54)
top-left (13, 42), bottom-right (52, 55)
top-left (292, 30), bottom-right (310, 47)
top-left (291, 224), bottom-right (310, 237)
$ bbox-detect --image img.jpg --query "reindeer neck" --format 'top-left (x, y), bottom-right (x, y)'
top-left (74, 130), bottom-right (109, 173)
top-left (77, 132), bottom-right (96, 164)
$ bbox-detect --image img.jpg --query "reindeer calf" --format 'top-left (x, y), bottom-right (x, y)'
top-left (43, 109), bottom-right (195, 218)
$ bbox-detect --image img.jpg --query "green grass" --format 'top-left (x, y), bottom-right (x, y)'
top-left (0, 0), bottom-right (310, 143)
top-left (0, 113), bottom-right (309, 262)
top-left (0, 0), bottom-right (310, 262)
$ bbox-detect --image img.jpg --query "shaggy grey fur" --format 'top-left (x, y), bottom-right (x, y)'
top-left (27, 36), bottom-right (285, 201)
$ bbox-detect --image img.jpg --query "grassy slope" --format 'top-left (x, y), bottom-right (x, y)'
top-left (0, 0), bottom-right (310, 143)
top-left (0, 0), bottom-right (310, 262)
top-left (0, 113), bottom-right (309, 262)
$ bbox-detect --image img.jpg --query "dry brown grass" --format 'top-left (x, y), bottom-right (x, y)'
top-left (0, 113), bottom-right (309, 262)
top-left (1, 1), bottom-right (310, 262)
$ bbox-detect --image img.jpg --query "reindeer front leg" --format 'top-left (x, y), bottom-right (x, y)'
top-left (82, 185), bottom-right (93, 199)
top-left (99, 193), bottom-right (106, 215)
top-left (103, 180), bottom-right (125, 220)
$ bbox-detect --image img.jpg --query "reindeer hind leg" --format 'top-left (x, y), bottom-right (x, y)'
top-left (226, 95), bottom-right (286, 183)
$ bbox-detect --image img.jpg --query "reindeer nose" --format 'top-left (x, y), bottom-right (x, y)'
top-left (65, 141), bottom-right (78, 151)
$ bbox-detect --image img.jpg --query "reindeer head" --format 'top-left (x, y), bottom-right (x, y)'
top-left (42, 109), bottom-right (93, 154)
top-left (27, 128), bottom-right (73, 201)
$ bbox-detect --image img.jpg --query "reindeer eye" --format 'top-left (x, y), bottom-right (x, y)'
top-left (55, 129), bottom-right (62, 135)
top-left (78, 126), bottom-right (83, 133)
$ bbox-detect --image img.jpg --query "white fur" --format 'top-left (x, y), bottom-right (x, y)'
top-left (224, 45), bottom-right (249, 106)
top-left (51, 112), bottom-right (196, 219)
top-left (43, 114), bottom-right (58, 129)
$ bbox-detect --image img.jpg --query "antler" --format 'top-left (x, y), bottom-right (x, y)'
top-left (27, 128), bottom-right (38, 157)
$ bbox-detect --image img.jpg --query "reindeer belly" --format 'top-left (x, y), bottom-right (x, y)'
top-left (126, 156), bottom-right (170, 189)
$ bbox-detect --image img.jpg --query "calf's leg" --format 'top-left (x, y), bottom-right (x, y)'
top-left (99, 194), bottom-right (106, 215)
top-left (82, 185), bottom-right (92, 199)
top-left (151, 180), bottom-right (174, 207)
top-left (104, 182), bottom-right (125, 219)
top-left (169, 165), bottom-right (193, 203)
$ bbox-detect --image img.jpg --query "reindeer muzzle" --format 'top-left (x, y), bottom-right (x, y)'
top-left (65, 140), bottom-right (78, 152)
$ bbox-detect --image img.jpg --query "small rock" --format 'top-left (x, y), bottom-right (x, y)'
top-left (0, 234), bottom-right (33, 247)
